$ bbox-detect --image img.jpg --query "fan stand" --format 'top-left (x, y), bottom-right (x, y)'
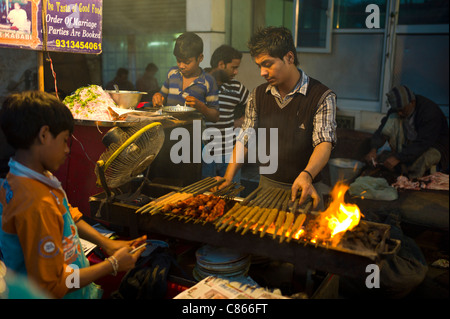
top-left (95, 161), bottom-right (153, 218)
top-left (95, 161), bottom-right (113, 219)
top-left (114, 166), bottom-right (152, 204)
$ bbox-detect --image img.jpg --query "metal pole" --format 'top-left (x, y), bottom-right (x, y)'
top-left (38, 51), bottom-right (44, 91)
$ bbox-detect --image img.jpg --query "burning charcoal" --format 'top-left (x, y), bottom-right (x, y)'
top-left (358, 221), bottom-right (369, 232)
top-left (354, 231), bottom-right (365, 239)
top-left (368, 230), bottom-right (380, 246)
top-left (354, 238), bottom-right (366, 249)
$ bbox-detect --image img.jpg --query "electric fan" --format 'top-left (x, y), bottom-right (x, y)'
top-left (95, 120), bottom-right (165, 196)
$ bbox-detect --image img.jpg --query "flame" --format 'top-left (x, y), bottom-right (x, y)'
top-left (216, 182), bottom-right (361, 246)
top-left (308, 182), bottom-right (361, 246)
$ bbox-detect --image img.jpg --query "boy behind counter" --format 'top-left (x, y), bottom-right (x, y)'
top-left (152, 32), bottom-right (220, 123)
top-left (0, 91), bottom-right (146, 299)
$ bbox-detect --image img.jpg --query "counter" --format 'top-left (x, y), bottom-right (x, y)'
top-left (349, 189), bottom-right (449, 231)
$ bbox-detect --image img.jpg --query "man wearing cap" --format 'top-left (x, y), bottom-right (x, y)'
top-left (364, 85), bottom-right (449, 179)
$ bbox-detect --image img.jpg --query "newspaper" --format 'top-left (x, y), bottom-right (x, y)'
top-left (174, 276), bottom-right (289, 299)
top-left (80, 224), bottom-right (114, 256)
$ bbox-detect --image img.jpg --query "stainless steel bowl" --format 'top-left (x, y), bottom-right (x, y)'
top-left (105, 90), bottom-right (147, 109)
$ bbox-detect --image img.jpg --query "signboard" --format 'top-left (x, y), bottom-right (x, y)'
top-left (0, 0), bottom-right (102, 54)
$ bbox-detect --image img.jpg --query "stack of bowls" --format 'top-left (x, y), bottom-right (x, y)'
top-left (193, 245), bottom-right (251, 281)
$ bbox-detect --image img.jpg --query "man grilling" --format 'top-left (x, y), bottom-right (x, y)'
top-left (218, 26), bottom-right (337, 210)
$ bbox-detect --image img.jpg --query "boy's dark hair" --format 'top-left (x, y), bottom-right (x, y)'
top-left (210, 45), bottom-right (243, 68)
top-left (173, 32), bottom-right (203, 61)
top-left (0, 91), bottom-right (74, 150)
top-left (248, 26), bottom-right (299, 66)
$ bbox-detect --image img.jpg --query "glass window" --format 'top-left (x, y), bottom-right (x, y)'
top-left (230, 0), bottom-right (295, 52)
top-left (296, 0), bottom-right (332, 49)
top-left (398, 0), bottom-right (449, 25)
top-left (230, 0), bottom-right (253, 51)
top-left (333, 0), bottom-right (387, 29)
top-left (265, 0), bottom-right (295, 32)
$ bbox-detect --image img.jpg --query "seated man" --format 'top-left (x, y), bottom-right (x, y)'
top-left (364, 85), bottom-right (449, 179)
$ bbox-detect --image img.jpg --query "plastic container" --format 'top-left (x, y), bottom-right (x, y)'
top-left (328, 158), bottom-right (365, 186)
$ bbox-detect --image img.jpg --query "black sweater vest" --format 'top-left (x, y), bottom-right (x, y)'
top-left (256, 77), bottom-right (331, 183)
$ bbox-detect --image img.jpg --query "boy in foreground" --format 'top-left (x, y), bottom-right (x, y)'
top-left (0, 91), bottom-right (146, 298)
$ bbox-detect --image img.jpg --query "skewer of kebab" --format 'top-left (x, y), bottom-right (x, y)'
top-left (135, 177), bottom-right (214, 214)
top-left (141, 178), bottom-right (225, 215)
top-left (214, 186), bottom-right (262, 228)
top-left (233, 187), bottom-right (283, 233)
top-left (222, 187), bottom-right (274, 232)
top-left (194, 195), bottom-right (224, 223)
top-left (259, 189), bottom-right (289, 238)
top-left (286, 198), bottom-right (313, 243)
top-left (135, 191), bottom-right (176, 214)
top-left (217, 187), bottom-right (272, 232)
top-left (279, 195), bottom-right (297, 243)
top-left (240, 188), bottom-right (285, 235)
top-left (279, 193), bottom-right (304, 243)
top-left (200, 185), bottom-right (245, 225)
top-left (170, 181), bottom-right (244, 224)
top-left (250, 188), bottom-right (285, 235)
top-left (212, 182), bottom-right (237, 196)
top-left (272, 190), bottom-right (291, 239)
top-left (165, 194), bottom-right (218, 222)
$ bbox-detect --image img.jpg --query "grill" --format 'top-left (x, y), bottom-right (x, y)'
top-left (89, 177), bottom-right (400, 279)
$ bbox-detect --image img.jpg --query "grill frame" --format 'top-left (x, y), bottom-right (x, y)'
top-left (89, 191), bottom-right (400, 279)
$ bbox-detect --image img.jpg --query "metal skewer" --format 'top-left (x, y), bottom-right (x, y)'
top-left (214, 186), bottom-right (262, 227)
top-left (260, 189), bottom-right (289, 238)
top-left (273, 191), bottom-right (291, 239)
top-left (239, 188), bottom-right (286, 235)
top-left (220, 187), bottom-right (273, 232)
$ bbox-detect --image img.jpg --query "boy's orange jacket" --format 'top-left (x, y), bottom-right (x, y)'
top-left (1, 167), bottom-right (85, 298)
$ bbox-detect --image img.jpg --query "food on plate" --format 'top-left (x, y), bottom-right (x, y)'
top-left (63, 85), bottom-right (120, 121)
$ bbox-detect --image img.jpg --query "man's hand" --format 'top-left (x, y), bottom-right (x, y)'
top-left (211, 176), bottom-right (231, 192)
top-left (185, 96), bottom-right (219, 122)
top-left (364, 148), bottom-right (378, 166)
top-left (383, 155), bottom-right (400, 171)
top-left (152, 92), bottom-right (165, 106)
top-left (291, 171), bottom-right (320, 209)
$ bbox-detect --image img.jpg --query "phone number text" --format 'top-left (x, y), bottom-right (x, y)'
top-left (55, 39), bottom-right (101, 51)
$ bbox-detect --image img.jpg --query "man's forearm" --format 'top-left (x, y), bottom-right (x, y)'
top-left (303, 142), bottom-right (332, 179)
top-left (224, 141), bottom-right (247, 182)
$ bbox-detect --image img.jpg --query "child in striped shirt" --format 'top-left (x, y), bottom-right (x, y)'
top-left (152, 32), bottom-right (220, 123)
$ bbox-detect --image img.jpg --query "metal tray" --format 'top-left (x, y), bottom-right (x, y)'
top-left (74, 118), bottom-right (136, 127)
top-left (162, 105), bottom-right (196, 113)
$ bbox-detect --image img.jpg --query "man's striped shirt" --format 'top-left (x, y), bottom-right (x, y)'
top-left (204, 79), bottom-right (249, 155)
